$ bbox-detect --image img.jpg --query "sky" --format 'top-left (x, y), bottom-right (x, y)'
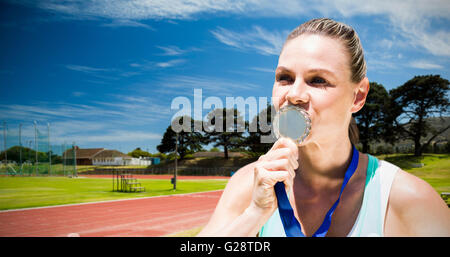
top-left (0, 0), bottom-right (449, 154)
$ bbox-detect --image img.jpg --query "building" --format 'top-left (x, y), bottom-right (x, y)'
top-left (128, 156), bottom-right (153, 166)
top-left (91, 149), bottom-right (132, 166)
top-left (92, 150), bottom-right (152, 166)
top-left (64, 147), bottom-right (152, 166)
top-left (63, 147), bottom-right (104, 165)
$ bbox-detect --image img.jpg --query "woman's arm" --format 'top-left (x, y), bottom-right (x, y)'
top-left (197, 163), bottom-right (262, 236)
top-left (385, 169), bottom-right (450, 236)
top-left (198, 138), bottom-right (299, 237)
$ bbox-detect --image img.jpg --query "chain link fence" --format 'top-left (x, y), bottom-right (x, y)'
top-left (0, 121), bottom-right (76, 176)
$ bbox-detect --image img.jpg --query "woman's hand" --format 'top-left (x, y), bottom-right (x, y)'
top-left (250, 137), bottom-right (299, 216)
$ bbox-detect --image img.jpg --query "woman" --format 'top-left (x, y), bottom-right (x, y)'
top-left (197, 18), bottom-right (450, 237)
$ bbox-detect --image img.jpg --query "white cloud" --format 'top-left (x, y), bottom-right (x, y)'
top-left (409, 60), bottom-right (444, 70)
top-left (249, 67), bottom-right (275, 73)
top-left (65, 64), bottom-right (112, 73)
top-left (72, 91), bottom-right (85, 97)
top-left (55, 129), bottom-right (161, 144)
top-left (156, 45), bottom-right (186, 56)
top-left (20, 0), bottom-right (450, 57)
top-left (211, 26), bottom-right (289, 56)
top-left (157, 75), bottom-right (260, 96)
top-left (100, 19), bottom-right (154, 30)
top-left (0, 94), bottom-right (171, 146)
top-left (321, 0), bottom-right (450, 57)
top-left (35, 0), bottom-right (246, 20)
top-left (156, 59), bottom-right (186, 68)
top-left (155, 45), bottom-right (202, 56)
top-left (127, 59), bottom-right (186, 70)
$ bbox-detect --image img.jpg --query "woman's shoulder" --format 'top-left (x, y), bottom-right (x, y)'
top-left (389, 168), bottom-right (437, 207)
top-left (385, 167), bottom-right (450, 236)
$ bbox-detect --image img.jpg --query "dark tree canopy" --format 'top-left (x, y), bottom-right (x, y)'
top-left (157, 116), bottom-right (205, 160)
top-left (246, 104), bottom-right (275, 154)
top-left (204, 108), bottom-right (246, 159)
top-left (389, 74), bottom-right (449, 156)
top-left (354, 82), bottom-right (390, 153)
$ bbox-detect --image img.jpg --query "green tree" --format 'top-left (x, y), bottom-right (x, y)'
top-left (157, 116), bottom-right (205, 160)
top-left (389, 75), bottom-right (449, 156)
top-left (353, 82), bottom-right (390, 153)
top-left (0, 146), bottom-right (50, 163)
top-left (246, 104), bottom-right (275, 155)
top-left (204, 108), bottom-right (246, 159)
top-left (128, 147), bottom-right (151, 158)
top-left (209, 147), bottom-right (220, 152)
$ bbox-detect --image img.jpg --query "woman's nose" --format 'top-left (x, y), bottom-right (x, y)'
top-left (286, 79), bottom-right (309, 107)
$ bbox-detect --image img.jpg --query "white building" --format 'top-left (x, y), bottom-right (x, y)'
top-left (128, 156), bottom-right (152, 166)
top-left (91, 150), bottom-right (151, 166)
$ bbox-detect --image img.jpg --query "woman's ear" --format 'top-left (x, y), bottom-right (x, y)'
top-left (350, 77), bottom-right (370, 113)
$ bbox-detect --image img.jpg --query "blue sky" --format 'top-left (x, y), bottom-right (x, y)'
top-left (1, 0), bottom-right (449, 154)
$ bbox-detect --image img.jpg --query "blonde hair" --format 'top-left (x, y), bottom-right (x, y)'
top-left (284, 18), bottom-right (367, 83)
top-left (284, 18), bottom-right (364, 144)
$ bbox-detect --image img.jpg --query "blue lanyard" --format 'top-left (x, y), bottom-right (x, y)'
top-left (274, 145), bottom-right (359, 237)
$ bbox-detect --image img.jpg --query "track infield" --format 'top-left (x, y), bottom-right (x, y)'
top-left (0, 190), bottom-right (223, 237)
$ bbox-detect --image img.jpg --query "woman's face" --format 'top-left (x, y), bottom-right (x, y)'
top-left (273, 34), bottom-right (360, 145)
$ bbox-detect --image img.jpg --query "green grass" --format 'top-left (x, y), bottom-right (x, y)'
top-left (0, 177), bottom-right (228, 211)
top-left (376, 153), bottom-right (450, 195)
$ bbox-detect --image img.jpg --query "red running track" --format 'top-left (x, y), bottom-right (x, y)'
top-left (0, 190), bottom-right (223, 237)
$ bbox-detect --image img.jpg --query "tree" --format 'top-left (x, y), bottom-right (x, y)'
top-left (209, 147), bottom-right (220, 152)
top-left (157, 116), bottom-right (205, 160)
top-left (0, 146), bottom-right (50, 163)
top-left (128, 148), bottom-right (151, 158)
top-left (246, 104), bottom-right (275, 155)
top-left (204, 108), bottom-right (246, 159)
top-left (389, 75), bottom-right (449, 156)
top-left (353, 82), bottom-right (390, 153)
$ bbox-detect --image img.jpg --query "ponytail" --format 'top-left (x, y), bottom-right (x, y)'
top-left (349, 116), bottom-right (359, 145)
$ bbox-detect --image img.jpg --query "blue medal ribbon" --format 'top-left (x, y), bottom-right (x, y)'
top-left (274, 145), bottom-right (359, 237)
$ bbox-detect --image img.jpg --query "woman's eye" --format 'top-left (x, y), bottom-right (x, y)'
top-left (276, 74), bottom-right (294, 84)
top-left (309, 77), bottom-right (328, 87)
top-left (310, 77), bottom-right (326, 84)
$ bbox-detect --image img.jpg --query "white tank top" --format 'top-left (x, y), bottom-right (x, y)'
top-left (259, 155), bottom-right (399, 237)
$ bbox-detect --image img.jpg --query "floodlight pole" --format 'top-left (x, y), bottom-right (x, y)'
top-left (19, 124), bottom-right (22, 175)
top-left (63, 143), bottom-right (66, 177)
top-left (174, 133), bottom-right (178, 190)
top-left (34, 121), bottom-right (38, 176)
top-left (2, 121), bottom-right (6, 166)
top-left (73, 142), bottom-right (77, 177)
top-left (48, 122), bottom-right (51, 176)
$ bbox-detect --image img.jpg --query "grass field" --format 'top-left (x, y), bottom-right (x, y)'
top-left (0, 177), bottom-right (228, 211)
top-left (377, 153), bottom-right (450, 195)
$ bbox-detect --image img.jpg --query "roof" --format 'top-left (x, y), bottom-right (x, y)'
top-left (63, 148), bottom-right (104, 159)
top-left (92, 150), bottom-right (132, 159)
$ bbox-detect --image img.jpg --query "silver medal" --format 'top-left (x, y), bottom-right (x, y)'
top-left (273, 105), bottom-right (311, 145)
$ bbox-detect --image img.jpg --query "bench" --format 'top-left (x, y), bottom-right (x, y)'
top-left (114, 173), bottom-right (146, 193)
